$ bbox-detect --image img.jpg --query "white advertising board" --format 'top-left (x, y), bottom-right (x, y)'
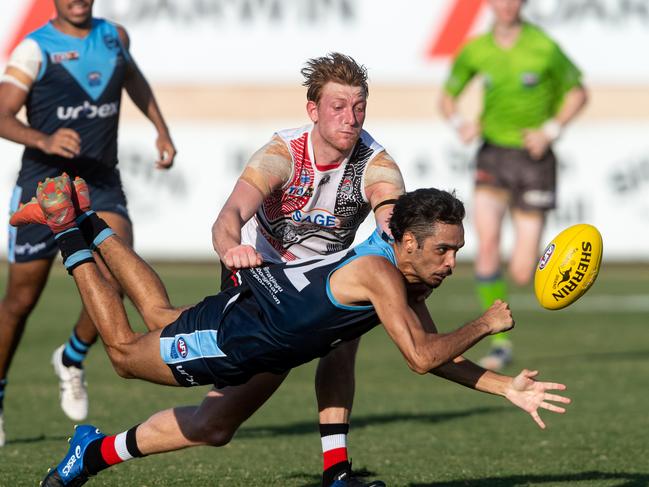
top-left (0, 120), bottom-right (647, 261)
top-left (0, 0), bottom-right (648, 84)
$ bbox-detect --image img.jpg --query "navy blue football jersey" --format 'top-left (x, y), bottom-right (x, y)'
top-left (220, 230), bottom-right (396, 374)
top-left (160, 230), bottom-right (398, 387)
top-left (21, 18), bottom-right (131, 178)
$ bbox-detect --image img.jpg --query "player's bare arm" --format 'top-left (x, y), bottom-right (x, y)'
top-left (433, 356), bottom-right (570, 429)
top-left (330, 257), bottom-right (511, 373)
top-left (523, 84), bottom-right (589, 159)
top-left (365, 151), bottom-right (405, 235)
top-left (212, 136), bottom-right (292, 269)
top-left (213, 179), bottom-right (267, 269)
top-left (117, 25), bottom-right (176, 169)
top-left (406, 296), bottom-right (570, 429)
top-left (0, 67), bottom-right (80, 158)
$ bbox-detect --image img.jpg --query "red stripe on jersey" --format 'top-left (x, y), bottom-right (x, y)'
top-left (315, 162), bottom-right (342, 171)
top-left (323, 447), bottom-right (348, 470)
top-left (263, 132), bottom-right (313, 221)
top-left (99, 436), bottom-right (122, 466)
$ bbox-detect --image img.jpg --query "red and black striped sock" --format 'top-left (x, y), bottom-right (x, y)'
top-left (84, 425), bottom-right (145, 475)
top-left (320, 423), bottom-right (350, 486)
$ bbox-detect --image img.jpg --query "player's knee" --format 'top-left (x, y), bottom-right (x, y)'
top-left (0, 291), bottom-right (39, 318)
top-left (104, 347), bottom-right (136, 379)
top-left (204, 428), bottom-right (235, 447)
top-left (189, 420), bottom-right (236, 447)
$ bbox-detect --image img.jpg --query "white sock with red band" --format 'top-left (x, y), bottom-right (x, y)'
top-left (85, 425), bottom-right (144, 475)
top-left (100, 431), bottom-right (136, 465)
top-left (322, 433), bottom-right (348, 470)
top-left (320, 423), bottom-right (350, 486)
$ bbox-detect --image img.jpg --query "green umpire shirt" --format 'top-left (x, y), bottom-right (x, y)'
top-left (444, 22), bottom-right (582, 148)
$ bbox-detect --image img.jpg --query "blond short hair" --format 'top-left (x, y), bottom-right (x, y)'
top-left (301, 52), bottom-right (369, 103)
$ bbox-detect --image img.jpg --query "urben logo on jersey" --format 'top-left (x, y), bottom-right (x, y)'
top-left (56, 100), bottom-right (118, 120)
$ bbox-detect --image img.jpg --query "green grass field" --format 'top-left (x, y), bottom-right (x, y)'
top-left (0, 261), bottom-right (648, 486)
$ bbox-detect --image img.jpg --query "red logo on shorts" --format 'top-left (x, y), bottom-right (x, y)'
top-left (176, 338), bottom-right (188, 358)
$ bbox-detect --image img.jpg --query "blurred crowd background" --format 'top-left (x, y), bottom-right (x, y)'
top-left (0, 0), bottom-right (647, 260)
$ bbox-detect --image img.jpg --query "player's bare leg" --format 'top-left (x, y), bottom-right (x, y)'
top-left (22, 175), bottom-right (178, 386)
top-left (0, 258), bottom-right (52, 447)
top-left (509, 208), bottom-right (545, 286)
top-left (474, 187), bottom-right (512, 371)
top-left (52, 212), bottom-right (135, 422)
top-left (93, 232), bottom-right (182, 331)
top-left (67, 174), bottom-right (180, 331)
top-left (137, 372), bottom-right (288, 453)
top-left (69, 260), bottom-right (176, 385)
top-left (316, 339), bottom-right (358, 422)
top-left (316, 338), bottom-right (379, 486)
top-left (41, 372), bottom-right (287, 486)
top-left (69, 211), bottom-right (133, 343)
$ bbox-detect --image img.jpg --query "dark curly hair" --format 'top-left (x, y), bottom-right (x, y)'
top-left (389, 188), bottom-right (465, 244)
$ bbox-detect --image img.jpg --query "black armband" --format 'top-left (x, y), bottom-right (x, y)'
top-left (372, 198), bottom-right (399, 213)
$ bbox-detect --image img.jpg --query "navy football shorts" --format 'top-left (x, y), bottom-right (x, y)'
top-left (8, 164), bottom-right (130, 263)
top-left (159, 286), bottom-right (249, 388)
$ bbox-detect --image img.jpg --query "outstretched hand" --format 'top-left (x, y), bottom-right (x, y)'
top-left (504, 369), bottom-right (571, 429)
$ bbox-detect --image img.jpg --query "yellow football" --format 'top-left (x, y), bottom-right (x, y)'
top-left (534, 224), bottom-right (603, 310)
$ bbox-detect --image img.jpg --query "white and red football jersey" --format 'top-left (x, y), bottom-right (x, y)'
top-left (241, 124), bottom-right (385, 263)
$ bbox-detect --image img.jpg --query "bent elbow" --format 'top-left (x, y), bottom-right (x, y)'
top-left (406, 353), bottom-right (432, 375)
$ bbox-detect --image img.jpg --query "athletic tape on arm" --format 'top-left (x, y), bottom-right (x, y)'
top-left (6, 38), bottom-right (41, 81)
top-left (241, 135), bottom-right (293, 196)
top-left (365, 151), bottom-right (405, 194)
